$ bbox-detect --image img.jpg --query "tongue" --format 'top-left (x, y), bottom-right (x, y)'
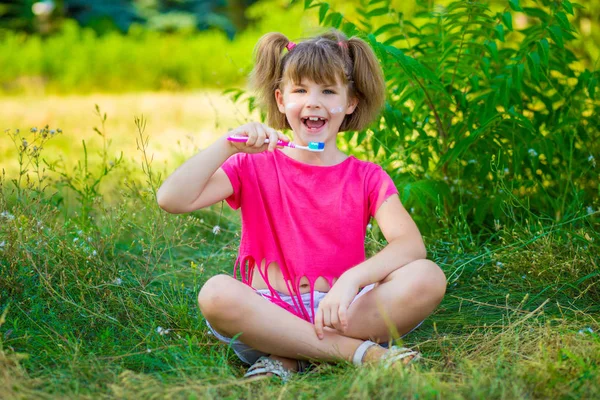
top-left (306, 119), bottom-right (325, 129)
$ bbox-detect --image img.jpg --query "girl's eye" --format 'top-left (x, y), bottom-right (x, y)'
top-left (323, 89), bottom-right (335, 94)
top-left (293, 89), bottom-right (306, 93)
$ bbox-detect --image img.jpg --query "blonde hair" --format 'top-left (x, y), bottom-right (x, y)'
top-left (249, 30), bottom-right (386, 132)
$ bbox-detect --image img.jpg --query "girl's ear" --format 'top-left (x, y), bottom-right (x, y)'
top-left (275, 88), bottom-right (286, 113)
top-left (346, 96), bottom-right (359, 115)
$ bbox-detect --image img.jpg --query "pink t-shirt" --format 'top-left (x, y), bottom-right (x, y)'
top-left (221, 149), bottom-right (398, 322)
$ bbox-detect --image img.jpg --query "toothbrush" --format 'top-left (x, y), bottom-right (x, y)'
top-left (227, 135), bottom-right (325, 152)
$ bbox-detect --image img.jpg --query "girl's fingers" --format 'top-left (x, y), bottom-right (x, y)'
top-left (254, 125), bottom-right (267, 148)
top-left (314, 307), bottom-right (324, 339)
top-left (277, 131), bottom-right (290, 142)
top-left (322, 307), bottom-right (332, 331)
top-left (338, 305), bottom-right (348, 332)
top-left (267, 129), bottom-right (279, 152)
top-left (330, 305), bottom-right (341, 331)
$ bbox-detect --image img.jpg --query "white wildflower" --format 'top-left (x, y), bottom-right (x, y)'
top-left (504, 168), bottom-right (509, 174)
top-left (1, 211), bottom-right (15, 221)
top-left (588, 155), bottom-right (596, 168)
top-left (367, 223), bottom-right (372, 230)
top-left (92, 250), bottom-right (97, 256)
top-left (73, 237), bottom-right (79, 243)
top-left (528, 148), bottom-right (538, 157)
top-left (494, 219), bottom-right (502, 231)
top-left (410, 208), bottom-right (415, 213)
top-left (0, 241), bottom-right (5, 249)
top-left (578, 327), bottom-right (594, 335)
top-left (156, 326), bottom-right (171, 336)
top-left (147, 348), bottom-right (151, 353)
top-left (587, 206), bottom-right (594, 215)
top-left (113, 278), bottom-right (123, 285)
top-left (496, 261), bottom-right (503, 267)
top-left (77, 230), bottom-right (83, 236)
top-left (212, 225), bottom-right (221, 235)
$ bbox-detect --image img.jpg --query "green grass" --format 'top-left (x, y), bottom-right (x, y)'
top-left (1, 113), bottom-right (599, 399)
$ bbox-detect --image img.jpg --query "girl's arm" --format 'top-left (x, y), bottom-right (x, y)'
top-left (342, 194), bottom-right (426, 287)
top-left (157, 123), bottom-right (289, 214)
top-left (156, 135), bottom-right (237, 214)
top-left (313, 194), bottom-right (425, 338)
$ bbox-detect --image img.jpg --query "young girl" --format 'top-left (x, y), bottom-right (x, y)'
top-left (157, 30), bottom-right (447, 381)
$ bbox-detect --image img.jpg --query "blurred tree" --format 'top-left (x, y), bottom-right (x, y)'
top-left (0, 0), bottom-right (36, 32)
top-left (65, 0), bottom-right (140, 33)
top-left (0, 0), bottom-right (258, 36)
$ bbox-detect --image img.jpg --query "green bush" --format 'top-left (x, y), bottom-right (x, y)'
top-left (290, 0), bottom-right (600, 234)
top-left (0, 0), bottom-right (308, 93)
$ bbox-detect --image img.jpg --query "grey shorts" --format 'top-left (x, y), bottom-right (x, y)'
top-left (205, 284), bottom-right (422, 365)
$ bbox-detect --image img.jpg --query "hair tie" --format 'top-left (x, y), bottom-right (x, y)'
top-left (286, 41), bottom-right (296, 51)
top-left (338, 41), bottom-right (348, 48)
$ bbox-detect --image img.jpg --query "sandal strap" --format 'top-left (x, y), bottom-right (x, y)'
top-left (381, 346), bottom-right (421, 367)
top-left (244, 356), bottom-right (293, 382)
top-left (352, 340), bottom-right (379, 366)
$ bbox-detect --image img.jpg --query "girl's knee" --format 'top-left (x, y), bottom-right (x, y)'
top-left (415, 260), bottom-right (447, 301)
top-left (197, 274), bottom-right (244, 320)
top-left (398, 259), bottom-right (446, 302)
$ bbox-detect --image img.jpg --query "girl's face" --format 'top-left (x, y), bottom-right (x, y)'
top-left (275, 77), bottom-right (357, 146)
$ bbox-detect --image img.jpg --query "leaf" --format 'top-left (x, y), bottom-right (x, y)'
top-left (485, 40), bottom-right (499, 61)
top-left (537, 38), bottom-right (549, 67)
top-left (326, 12), bottom-right (343, 29)
top-left (471, 75), bottom-right (480, 91)
top-left (383, 34), bottom-right (405, 46)
top-left (547, 25), bottom-right (564, 48)
top-left (373, 23), bottom-right (397, 37)
top-left (372, 137), bottom-right (381, 156)
top-left (554, 11), bottom-right (572, 32)
top-left (495, 24), bottom-right (505, 42)
top-left (357, 131), bottom-right (367, 146)
top-left (304, 0), bottom-right (313, 9)
top-left (509, 0), bottom-right (523, 11)
top-left (562, 0), bottom-right (574, 15)
top-left (502, 11), bottom-right (513, 31)
top-left (527, 51), bottom-right (541, 82)
top-left (588, 77), bottom-right (597, 99)
top-left (319, 3), bottom-right (329, 24)
top-left (367, 7), bottom-right (390, 17)
top-left (512, 63), bottom-right (524, 92)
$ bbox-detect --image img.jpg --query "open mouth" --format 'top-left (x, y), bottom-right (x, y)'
top-left (301, 116), bottom-right (327, 131)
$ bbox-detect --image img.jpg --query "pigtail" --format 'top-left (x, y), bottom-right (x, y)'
top-left (343, 37), bottom-right (386, 131)
top-left (249, 32), bottom-right (290, 129)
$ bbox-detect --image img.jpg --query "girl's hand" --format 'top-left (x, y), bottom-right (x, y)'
top-left (314, 274), bottom-right (360, 339)
top-left (226, 122), bottom-right (290, 154)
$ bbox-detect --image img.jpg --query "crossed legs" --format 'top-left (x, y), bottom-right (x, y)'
top-left (198, 259), bottom-right (446, 365)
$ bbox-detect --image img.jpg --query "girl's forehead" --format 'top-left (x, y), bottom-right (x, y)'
top-left (283, 77), bottom-right (344, 87)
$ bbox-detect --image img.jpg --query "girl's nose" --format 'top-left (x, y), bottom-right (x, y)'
top-left (305, 94), bottom-right (322, 109)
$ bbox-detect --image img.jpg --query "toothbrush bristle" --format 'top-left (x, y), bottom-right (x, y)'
top-left (307, 142), bottom-right (325, 152)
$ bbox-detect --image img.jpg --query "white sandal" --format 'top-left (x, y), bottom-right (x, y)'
top-left (243, 356), bottom-right (310, 382)
top-left (353, 340), bottom-right (421, 367)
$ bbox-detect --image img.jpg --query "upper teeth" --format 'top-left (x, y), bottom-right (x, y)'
top-left (308, 117), bottom-right (324, 121)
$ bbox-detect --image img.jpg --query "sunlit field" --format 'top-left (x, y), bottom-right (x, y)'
top-left (1, 91), bottom-right (253, 178)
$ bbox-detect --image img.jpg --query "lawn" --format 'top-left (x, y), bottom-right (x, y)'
top-left (1, 94), bottom-right (599, 399)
